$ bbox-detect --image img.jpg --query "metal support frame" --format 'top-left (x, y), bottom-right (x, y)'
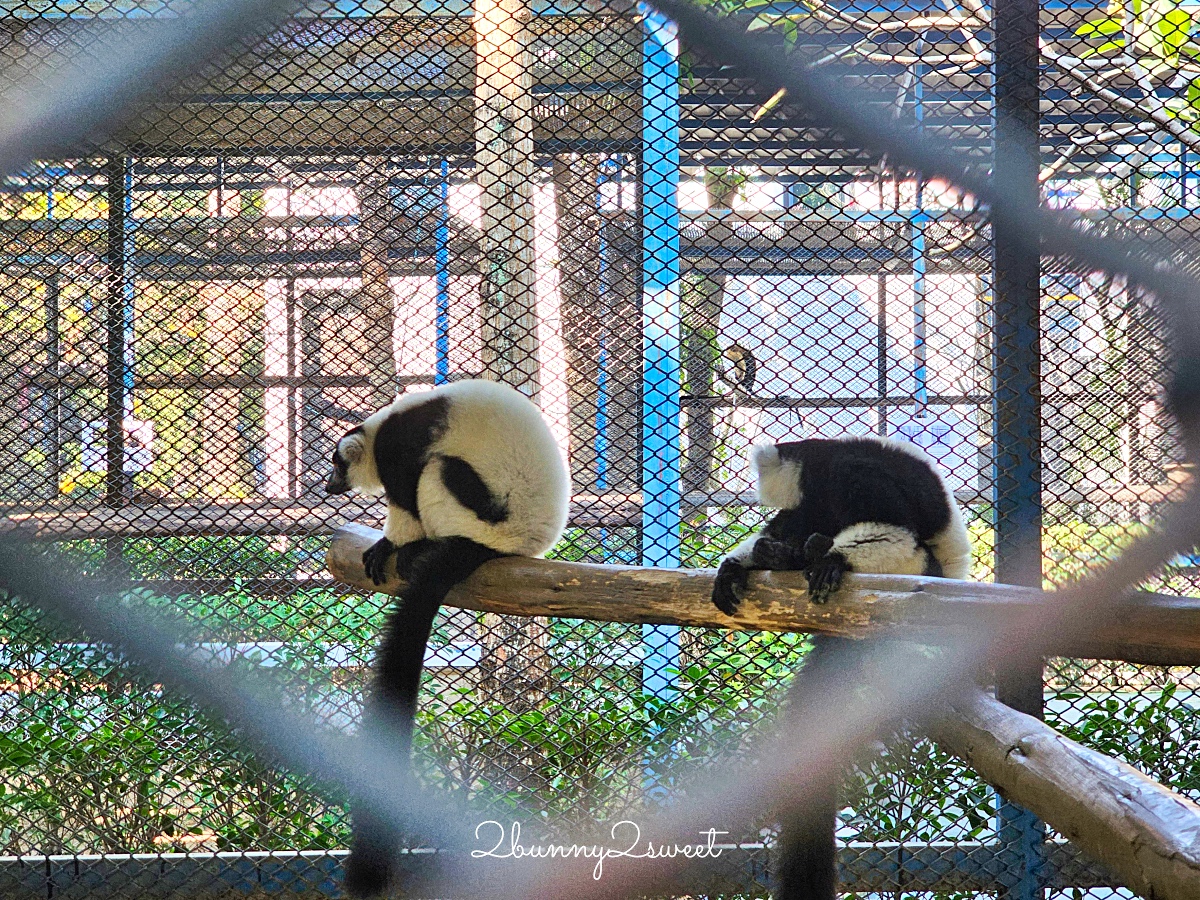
top-left (104, 156), bottom-right (134, 509)
top-left (639, 2), bottom-right (683, 802)
top-left (434, 160), bottom-right (452, 385)
top-left (876, 271), bottom-right (888, 435)
top-left (43, 272), bottom-right (61, 486)
top-left (912, 212), bottom-right (929, 417)
top-left (286, 276), bottom-right (299, 498)
top-left (992, 0), bottom-right (1045, 892)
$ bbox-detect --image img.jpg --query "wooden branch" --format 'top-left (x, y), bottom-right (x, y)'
top-left (930, 688), bottom-right (1200, 900)
top-left (327, 523), bottom-right (1200, 665)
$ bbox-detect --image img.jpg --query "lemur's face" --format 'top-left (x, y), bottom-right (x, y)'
top-left (325, 427), bottom-right (366, 495)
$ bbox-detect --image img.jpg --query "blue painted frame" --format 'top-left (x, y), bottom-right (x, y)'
top-left (435, 159), bottom-right (451, 385)
top-left (639, 2), bottom-right (683, 802)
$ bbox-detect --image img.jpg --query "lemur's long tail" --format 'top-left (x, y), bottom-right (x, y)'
top-left (343, 537), bottom-right (503, 899)
top-left (775, 636), bottom-right (856, 900)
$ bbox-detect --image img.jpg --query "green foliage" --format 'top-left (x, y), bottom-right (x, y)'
top-left (842, 730), bottom-right (994, 845)
top-left (415, 634), bottom-right (805, 822)
top-left (1073, 0), bottom-right (1200, 129)
top-left (1048, 684), bottom-right (1200, 795)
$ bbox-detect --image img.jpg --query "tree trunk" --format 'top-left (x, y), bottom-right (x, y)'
top-left (552, 154), bottom-right (604, 494)
top-left (354, 160), bottom-right (398, 412)
top-left (472, 0), bottom-right (552, 725)
top-left (473, 0), bottom-right (541, 398)
top-left (681, 168), bottom-right (740, 495)
top-left (602, 211), bottom-right (643, 494)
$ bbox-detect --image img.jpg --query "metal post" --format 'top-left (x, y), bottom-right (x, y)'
top-left (286, 276), bottom-right (298, 498)
top-left (597, 161), bottom-right (614, 494)
top-left (639, 2), bottom-right (682, 802)
top-left (104, 156), bottom-right (133, 508)
top-left (435, 160), bottom-right (451, 385)
top-left (43, 273), bottom-right (61, 487)
top-left (912, 66), bottom-right (929, 419)
top-left (993, 0), bottom-right (1045, 892)
top-left (912, 214), bottom-right (929, 416)
top-left (876, 271), bottom-right (888, 435)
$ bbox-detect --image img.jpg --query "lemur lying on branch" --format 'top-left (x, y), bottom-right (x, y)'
top-left (711, 436), bottom-right (971, 900)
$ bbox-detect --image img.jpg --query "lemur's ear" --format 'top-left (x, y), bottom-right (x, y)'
top-left (339, 432), bottom-right (366, 465)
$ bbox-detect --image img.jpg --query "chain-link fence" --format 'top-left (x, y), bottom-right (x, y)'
top-left (1, 0), bottom-right (1198, 896)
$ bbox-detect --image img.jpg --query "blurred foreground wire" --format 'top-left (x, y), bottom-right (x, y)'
top-left (3, 0), bottom-right (1200, 896)
top-left (0, 0), bottom-right (299, 174)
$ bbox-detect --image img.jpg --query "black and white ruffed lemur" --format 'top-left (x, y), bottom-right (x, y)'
top-left (325, 379), bottom-right (569, 898)
top-left (710, 437), bottom-right (972, 900)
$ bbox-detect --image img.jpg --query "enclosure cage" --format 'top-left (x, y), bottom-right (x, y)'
top-left (1, 0), bottom-right (1198, 896)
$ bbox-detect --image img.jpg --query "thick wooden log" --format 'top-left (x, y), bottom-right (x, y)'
top-left (327, 522), bottom-right (1200, 665)
top-left (930, 688), bottom-right (1200, 900)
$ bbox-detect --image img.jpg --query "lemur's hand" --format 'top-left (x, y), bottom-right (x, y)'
top-left (712, 558), bottom-right (749, 616)
top-left (803, 534), bottom-right (848, 605)
top-left (803, 533), bottom-right (835, 564)
top-left (751, 536), bottom-right (808, 570)
top-left (362, 537), bottom-right (397, 586)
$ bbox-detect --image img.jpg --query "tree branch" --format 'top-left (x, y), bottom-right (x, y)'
top-left (931, 687), bottom-right (1200, 900)
top-left (1042, 42), bottom-right (1200, 156)
top-left (328, 522), bottom-right (1200, 665)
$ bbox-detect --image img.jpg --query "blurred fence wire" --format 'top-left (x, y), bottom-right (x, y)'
top-left (3, 0), bottom-right (1200, 896)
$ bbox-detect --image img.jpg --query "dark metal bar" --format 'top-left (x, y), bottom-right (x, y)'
top-left (104, 156), bottom-right (131, 509)
top-left (42, 273), bottom-right (61, 485)
top-left (0, 841), bottom-right (1119, 899)
top-left (991, 0), bottom-right (1046, 893)
top-left (877, 271), bottom-right (888, 435)
top-left (682, 393), bottom-right (991, 409)
top-left (286, 275), bottom-right (299, 499)
top-left (26, 373), bottom-right (441, 390)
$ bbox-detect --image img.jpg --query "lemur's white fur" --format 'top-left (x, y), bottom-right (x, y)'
top-left (828, 522), bottom-right (930, 576)
top-left (749, 435), bottom-right (972, 580)
top-left (752, 444), bottom-right (802, 509)
top-left (339, 380), bottom-right (569, 557)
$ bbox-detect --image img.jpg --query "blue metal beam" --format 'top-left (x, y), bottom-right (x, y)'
top-left (639, 1), bottom-right (682, 803)
top-left (992, 0), bottom-right (1046, 894)
top-left (435, 159), bottom-right (451, 384)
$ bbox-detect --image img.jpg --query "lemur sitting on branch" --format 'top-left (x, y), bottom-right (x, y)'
top-left (326, 379), bottom-right (569, 898)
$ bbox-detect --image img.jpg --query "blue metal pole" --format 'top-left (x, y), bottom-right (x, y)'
top-left (639, 2), bottom-right (682, 802)
top-left (912, 215), bottom-right (928, 416)
top-left (912, 65), bottom-right (928, 418)
top-left (123, 161), bottom-right (135, 419)
top-left (993, 0), bottom-right (1045, 892)
top-left (435, 160), bottom-right (451, 385)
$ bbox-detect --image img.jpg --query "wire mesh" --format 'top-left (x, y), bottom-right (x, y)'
top-left (0, 0), bottom-right (1198, 897)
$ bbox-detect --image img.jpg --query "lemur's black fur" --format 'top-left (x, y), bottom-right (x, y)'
top-left (711, 437), bottom-right (971, 900)
top-left (327, 380), bottom-right (568, 899)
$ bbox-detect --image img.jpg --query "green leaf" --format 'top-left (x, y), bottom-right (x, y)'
top-left (1079, 37), bottom-right (1127, 57)
top-left (1075, 16), bottom-right (1123, 36)
top-left (1156, 7), bottom-right (1193, 57)
top-left (1186, 75), bottom-right (1200, 111)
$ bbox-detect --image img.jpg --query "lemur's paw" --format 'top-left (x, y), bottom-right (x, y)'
top-left (803, 533), bottom-right (835, 565)
top-left (804, 552), bottom-right (848, 605)
top-left (712, 559), bottom-right (749, 616)
top-left (341, 846), bottom-right (393, 899)
top-left (362, 537), bottom-right (396, 586)
top-left (752, 536), bottom-right (807, 570)
top-left (390, 539), bottom-right (432, 581)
